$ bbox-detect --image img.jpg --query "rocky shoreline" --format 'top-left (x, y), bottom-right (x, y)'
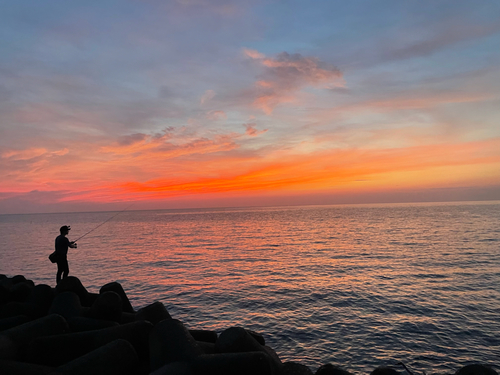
top-left (0, 274), bottom-right (497, 375)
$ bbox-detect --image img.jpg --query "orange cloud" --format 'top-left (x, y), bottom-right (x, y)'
top-left (101, 134), bottom-right (239, 162)
top-left (1, 147), bottom-right (68, 160)
top-left (301, 89), bottom-right (496, 149)
top-left (63, 137), bottom-right (500, 203)
top-left (244, 123), bottom-right (267, 137)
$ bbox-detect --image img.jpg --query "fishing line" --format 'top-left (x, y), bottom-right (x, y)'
top-left (73, 203), bottom-right (134, 242)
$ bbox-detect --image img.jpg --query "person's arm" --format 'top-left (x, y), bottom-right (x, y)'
top-left (69, 241), bottom-right (78, 248)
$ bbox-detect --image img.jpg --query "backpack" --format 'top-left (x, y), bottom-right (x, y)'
top-left (48, 251), bottom-right (59, 263)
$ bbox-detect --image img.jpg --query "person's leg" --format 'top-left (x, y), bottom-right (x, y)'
top-left (56, 259), bottom-right (69, 284)
top-left (61, 258), bottom-right (69, 280)
top-left (56, 262), bottom-right (63, 284)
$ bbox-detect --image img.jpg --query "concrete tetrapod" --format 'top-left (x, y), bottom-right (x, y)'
top-left (149, 318), bottom-right (203, 372)
top-left (100, 282), bottom-right (135, 313)
top-left (47, 338), bottom-right (139, 375)
top-left (25, 320), bottom-right (153, 366)
top-left (0, 314), bottom-right (69, 360)
top-left (151, 352), bottom-right (276, 375)
top-left (88, 291), bottom-right (123, 322)
top-left (48, 292), bottom-right (83, 320)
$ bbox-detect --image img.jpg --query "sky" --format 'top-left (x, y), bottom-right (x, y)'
top-left (1, 0), bottom-right (499, 214)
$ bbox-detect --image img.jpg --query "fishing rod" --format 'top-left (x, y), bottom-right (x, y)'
top-left (73, 203), bottom-right (134, 243)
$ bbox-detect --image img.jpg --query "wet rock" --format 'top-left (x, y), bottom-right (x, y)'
top-left (100, 282), bottom-right (135, 313)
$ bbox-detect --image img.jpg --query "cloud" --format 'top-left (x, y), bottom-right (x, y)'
top-left (384, 19), bottom-right (500, 62)
top-left (243, 49), bottom-right (265, 60)
top-left (349, 92), bottom-right (493, 113)
top-left (80, 137), bottom-right (500, 202)
top-left (206, 110), bottom-right (227, 120)
top-left (116, 133), bottom-right (148, 147)
top-left (243, 49), bottom-right (344, 114)
top-left (2, 148), bottom-right (49, 161)
top-left (336, 10), bottom-right (500, 69)
top-left (305, 89), bottom-right (495, 134)
top-left (2, 126), bottom-right (499, 208)
top-left (201, 89), bottom-right (216, 105)
top-left (1, 147), bottom-right (69, 163)
top-left (100, 127), bottom-right (240, 161)
top-left (244, 123), bottom-right (267, 137)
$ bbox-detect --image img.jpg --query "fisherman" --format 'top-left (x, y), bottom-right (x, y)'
top-left (55, 225), bottom-right (77, 284)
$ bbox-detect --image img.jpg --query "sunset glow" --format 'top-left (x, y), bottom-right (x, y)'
top-left (1, 1), bottom-right (499, 213)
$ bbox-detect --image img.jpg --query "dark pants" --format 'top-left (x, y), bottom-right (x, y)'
top-left (56, 258), bottom-right (69, 284)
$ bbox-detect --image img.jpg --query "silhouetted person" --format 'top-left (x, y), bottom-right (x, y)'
top-left (55, 225), bottom-right (77, 284)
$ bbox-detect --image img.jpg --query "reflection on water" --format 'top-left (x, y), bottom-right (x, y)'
top-left (1, 202), bottom-right (500, 373)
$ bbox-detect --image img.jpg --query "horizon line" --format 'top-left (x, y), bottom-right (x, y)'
top-left (2, 198), bottom-right (499, 216)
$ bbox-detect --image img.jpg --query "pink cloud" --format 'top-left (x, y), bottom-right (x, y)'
top-left (244, 123), bottom-right (267, 137)
top-left (1, 147), bottom-right (69, 165)
top-left (243, 48), bottom-right (265, 59)
top-left (243, 49), bottom-right (344, 114)
top-left (200, 89), bottom-right (216, 105)
top-left (206, 110), bottom-right (227, 120)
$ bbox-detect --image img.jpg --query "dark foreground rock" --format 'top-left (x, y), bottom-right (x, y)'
top-left (0, 274), bottom-right (497, 375)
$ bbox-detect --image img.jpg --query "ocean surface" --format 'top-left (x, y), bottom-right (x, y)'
top-left (1, 202), bottom-right (499, 374)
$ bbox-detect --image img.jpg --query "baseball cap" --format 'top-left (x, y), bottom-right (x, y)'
top-left (60, 225), bottom-right (71, 232)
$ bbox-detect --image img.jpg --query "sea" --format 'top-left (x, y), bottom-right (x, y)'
top-left (1, 201), bottom-right (499, 374)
